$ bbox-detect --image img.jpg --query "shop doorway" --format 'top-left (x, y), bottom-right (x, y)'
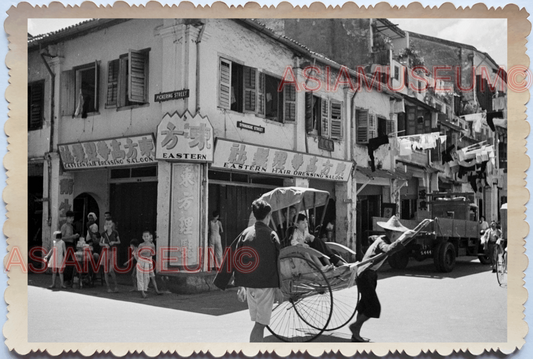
top-left (208, 184), bottom-right (269, 249)
top-left (73, 193), bottom-right (100, 237)
top-left (110, 182), bottom-right (157, 265)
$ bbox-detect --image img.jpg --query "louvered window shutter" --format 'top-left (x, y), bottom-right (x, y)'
top-left (106, 59), bottom-right (119, 107)
top-left (219, 59), bottom-right (232, 109)
top-left (284, 83), bottom-right (296, 122)
top-left (128, 49), bottom-right (148, 103)
top-left (257, 72), bottom-right (265, 115)
top-left (93, 60), bottom-right (99, 111)
top-left (305, 92), bottom-right (313, 132)
top-left (386, 119), bottom-right (393, 135)
top-left (28, 81), bottom-right (44, 131)
top-left (330, 101), bottom-right (342, 139)
top-left (244, 66), bottom-right (257, 112)
top-left (321, 98), bottom-right (329, 137)
top-left (356, 109), bottom-right (368, 144)
top-left (60, 70), bottom-right (75, 116)
top-left (368, 114), bottom-right (377, 140)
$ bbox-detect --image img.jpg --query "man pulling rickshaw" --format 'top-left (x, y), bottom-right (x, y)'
top-left (214, 187), bottom-right (432, 342)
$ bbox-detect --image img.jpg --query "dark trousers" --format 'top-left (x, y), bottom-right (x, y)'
top-left (63, 243), bottom-right (76, 282)
top-left (356, 270), bottom-right (381, 318)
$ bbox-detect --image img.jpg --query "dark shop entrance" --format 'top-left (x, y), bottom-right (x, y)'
top-left (110, 181), bottom-right (157, 265)
top-left (208, 170), bottom-right (284, 250)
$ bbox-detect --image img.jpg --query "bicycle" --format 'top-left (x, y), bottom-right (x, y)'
top-left (495, 240), bottom-right (507, 287)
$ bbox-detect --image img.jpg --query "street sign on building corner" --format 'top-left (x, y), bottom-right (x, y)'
top-left (154, 89), bottom-right (190, 103)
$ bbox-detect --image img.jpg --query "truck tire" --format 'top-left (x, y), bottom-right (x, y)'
top-left (388, 250), bottom-right (409, 269)
top-left (478, 254), bottom-right (491, 265)
top-left (437, 242), bottom-right (456, 273)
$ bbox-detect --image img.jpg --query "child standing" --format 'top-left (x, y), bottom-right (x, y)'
top-left (44, 231), bottom-right (66, 289)
top-left (137, 230), bottom-right (162, 298)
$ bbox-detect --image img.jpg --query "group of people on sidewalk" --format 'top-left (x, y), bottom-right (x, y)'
top-left (43, 211), bottom-right (163, 298)
top-left (214, 198), bottom-right (424, 343)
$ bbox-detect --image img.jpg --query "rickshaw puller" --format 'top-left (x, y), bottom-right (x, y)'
top-left (349, 216), bottom-right (417, 342)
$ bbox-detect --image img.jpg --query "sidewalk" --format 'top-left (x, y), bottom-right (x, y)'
top-left (28, 272), bottom-right (247, 316)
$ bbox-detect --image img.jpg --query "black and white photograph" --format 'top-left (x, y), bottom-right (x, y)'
top-left (3, 1), bottom-right (529, 356)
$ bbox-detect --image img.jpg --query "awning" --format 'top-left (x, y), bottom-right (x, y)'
top-left (355, 166), bottom-right (410, 180)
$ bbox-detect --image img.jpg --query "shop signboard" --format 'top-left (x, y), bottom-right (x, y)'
top-left (156, 111), bottom-right (214, 162)
top-left (58, 134), bottom-right (156, 170)
top-left (169, 163), bottom-right (201, 267)
top-left (212, 139), bottom-right (353, 182)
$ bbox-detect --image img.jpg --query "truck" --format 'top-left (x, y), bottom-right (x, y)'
top-left (372, 193), bottom-right (487, 273)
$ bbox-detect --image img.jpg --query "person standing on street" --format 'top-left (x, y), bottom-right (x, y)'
top-left (482, 221), bottom-right (503, 272)
top-left (44, 231), bottom-right (67, 289)
top-left (214, 199), bottom-right (282, 342)
top-left (101, 216), bottom-right (120, 292)
top-left (349, 216), bottom-right (424, 342)
top-left (61, 210), bottom-right (80, 286)
top-left (208, 210), bottom-right (224, 268)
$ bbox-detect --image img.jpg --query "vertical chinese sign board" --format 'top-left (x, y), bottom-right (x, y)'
top-left (155, 111), bottom-right (214, 268)
top-left (170, 163), bottom-right (201, 267)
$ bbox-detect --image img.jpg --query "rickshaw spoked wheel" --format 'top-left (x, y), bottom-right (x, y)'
top-left (266, 254), bottom-right (333, 342)
top-left (324, 278), bottom-right (359, 331)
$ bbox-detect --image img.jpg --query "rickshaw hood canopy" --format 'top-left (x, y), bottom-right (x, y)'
top-left (256, 187), bottom-right (330, 212)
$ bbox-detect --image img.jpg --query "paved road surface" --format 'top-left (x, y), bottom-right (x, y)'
top-left (28, 257), bottom-right (506, 343)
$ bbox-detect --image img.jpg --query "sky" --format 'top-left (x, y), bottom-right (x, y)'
top-left (28, 17), bottom-right (507, 68)
top-left (391, 18), bottom-right (507, 67)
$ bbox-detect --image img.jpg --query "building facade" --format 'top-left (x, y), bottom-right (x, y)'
top-left (28, 18), bottom-right (507, 286)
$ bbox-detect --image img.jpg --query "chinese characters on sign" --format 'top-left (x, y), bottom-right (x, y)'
top-left (170, 164), bottom-right (201, 267)
top-left (156, 111), bottom-right (214, 162)
top-left (58, 135), bottom-right (156, 170)
top-left (212, 139), bottom-right (353, 182)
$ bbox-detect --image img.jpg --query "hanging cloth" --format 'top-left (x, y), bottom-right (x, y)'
top-left (486, 111), bottom-right (504, 131)
top-left (367, 135), bottom-right (389, 172)
top-left (73, 89), bottom-right (84, 118)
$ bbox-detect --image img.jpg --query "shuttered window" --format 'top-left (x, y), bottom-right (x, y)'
top-left (61, 61), bottom-right (100, 118)
top-left (284, 83), bottom-right (296, 122)
top-left (321, 98), bottom-right (329, 137)
top-left (105, 49), bottom-right (149, 109)
top-left (257, 72), bottom-right (265, 115)
top-left (219, 58), bottom-right (232, 109)
top-left (60, 70), bottom-right (75, 116)
top-left (128, 50), bottom-right (148, 104)
top-left (330, 101), bottom-right (342, 139)
top-left (106, 59), bottom-right (119, 107)
top-left (305, 92), bottom-right (314, 132)
top-left (356, 109), bottom-right (377, 144)
top-left (28, 80), bottom-right (45, 131)
top-left (244, 66), bottom-right (257, 112)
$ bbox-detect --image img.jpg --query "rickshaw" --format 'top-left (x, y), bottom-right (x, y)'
top-left (249, 187), bottom-right (432, 342)
top-left (496, 203), bottom-right (507, 287)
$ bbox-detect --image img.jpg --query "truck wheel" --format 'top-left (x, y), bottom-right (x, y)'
top-left (437, 242), bottom-right (456, 273)
top-left (478, 254), bottom-right (491, 265)
top-left (388, 250), bottom-right (409, 269)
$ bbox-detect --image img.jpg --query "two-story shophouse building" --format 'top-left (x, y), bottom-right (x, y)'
top-left (29, 18), bottom-right (400, 287)
top-left (259, 18), bottom-right (507, 232)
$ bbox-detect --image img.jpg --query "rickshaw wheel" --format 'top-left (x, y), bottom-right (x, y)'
top-left (324, 280), bottom-right (359, 331)
top-left (267, 254), bottom-right (333, 342)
